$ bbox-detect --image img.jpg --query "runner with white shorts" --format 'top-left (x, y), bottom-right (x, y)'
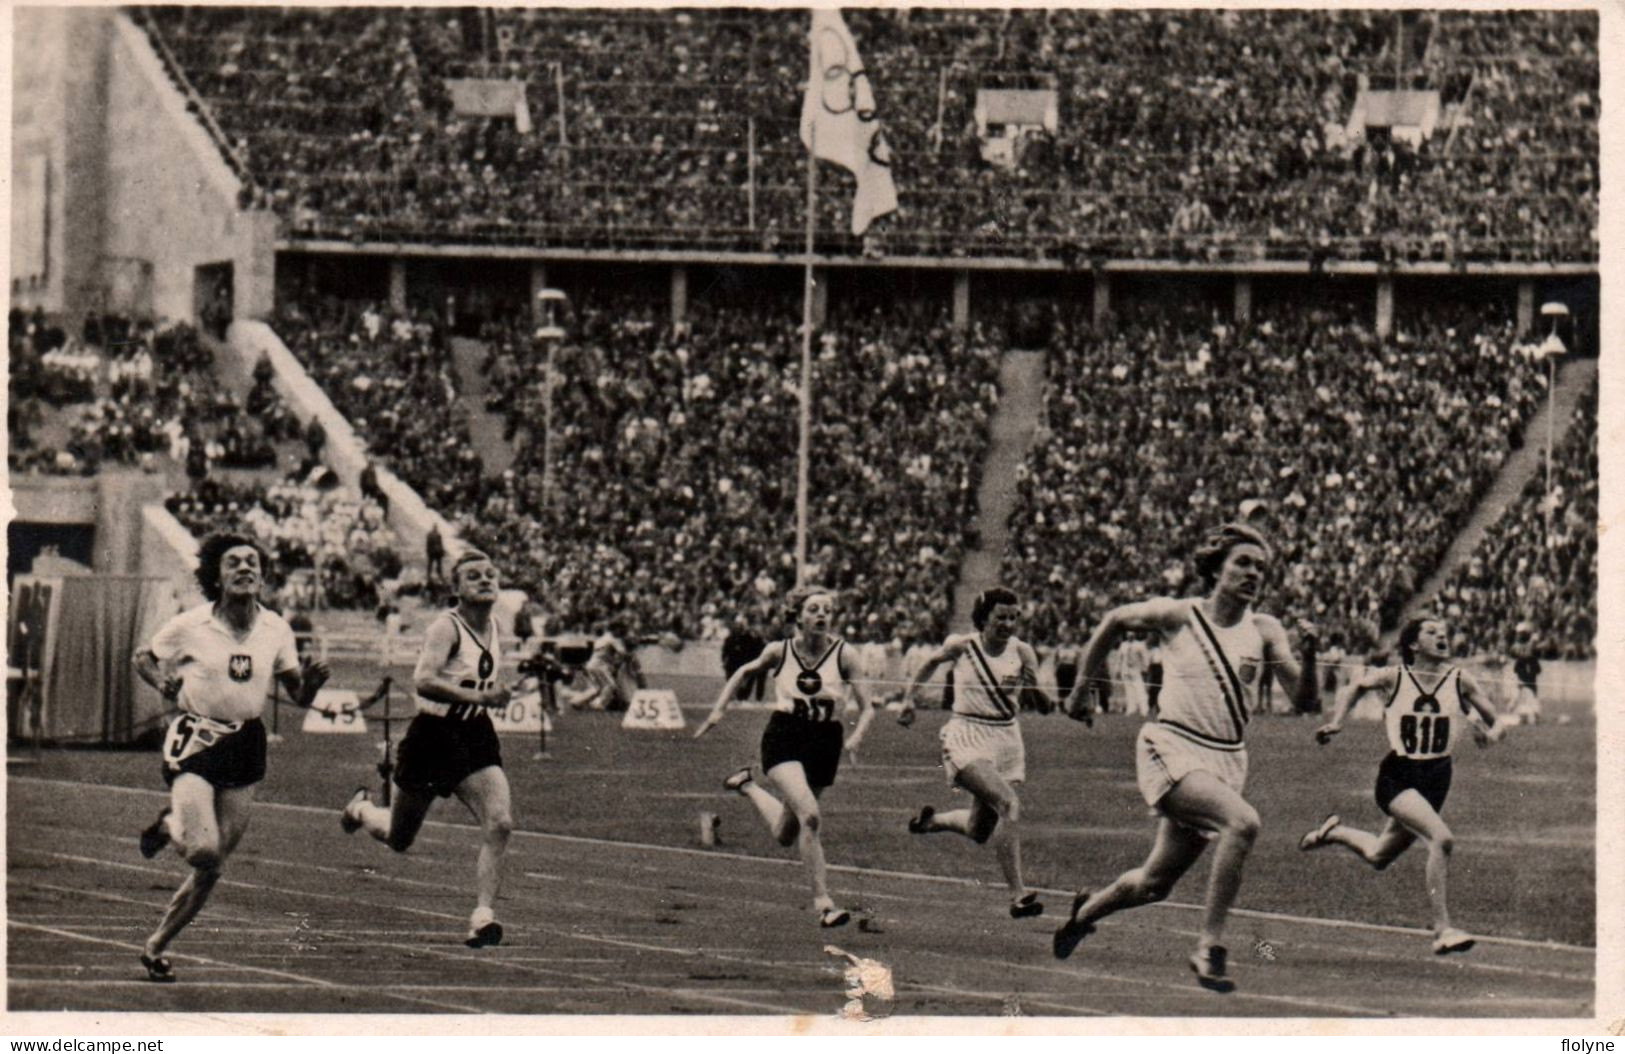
top-left (1052, 523), bottom-right (1315, 994)
top-left (900, 588), bottom-right (1054, 919)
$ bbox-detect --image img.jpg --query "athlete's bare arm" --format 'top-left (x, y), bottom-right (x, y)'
top-left (840, 645), bottom-right (877, 760)
top-left (1015, 640), bottom-right (1054, 714)
top-left (414, 616), bottom-right (510, 709)
top-left (1067, 598), bottom-right (1188, 720)
top-left (693, 641), bottom-right (786, 738)
top-left (276, 659), bottom-right (331, 709)
top-left (1258, 613), bottom-right (1315, 707)
top-left (133, 649), bottom-right (183, 701)
top-left (898, 635), bottom-right (970, 723)
top-left (1456, 671), bottom-right (1505, 745)
top-left (1315, 665), bottom-right (1398, 744)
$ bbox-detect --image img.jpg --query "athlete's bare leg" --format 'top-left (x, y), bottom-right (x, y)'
top-left (763, 762), bottom-right (835, 911)
top-left (738, 777), bottom-right (799, 846)
top-left (351, 786), bottom-right (437, 852)
top-left (1322, 815), bottom-right (1417, 869)
top-left (1385, 791), bottom-right (1456, 933)
top-left (932, 761), bottom-right (1027, 900)
top-left (145, 777), bottom-right (253, 958)
top-left (454, 766), bottom-right (514, 918)
top-left (1160, 771), bottom-right (1261, 951)
top-left (1073, 816), bottom-right (1208, 927)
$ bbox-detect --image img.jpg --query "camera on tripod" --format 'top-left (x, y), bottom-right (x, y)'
top-left (517, 637), bottom-right (593, 684)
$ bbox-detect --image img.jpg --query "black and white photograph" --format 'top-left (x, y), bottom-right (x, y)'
top-left (3, 1), bottom-right (1614, 1033)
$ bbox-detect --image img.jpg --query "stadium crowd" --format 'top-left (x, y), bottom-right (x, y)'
top-left (1430, 382), bottom-right (1597, 658)
top-left (452, 288), bottom-right (999, 641)
top-left (271, 295), bottom-right (487, 513)
top-left (1000, 294), bottom-right (1549, 656)
top-left (141, 7), bottom-right (1595, 261)
top-left (165, 474), bottom-right (405, 613)
top-left (7, 313), bottom-right (297, 479)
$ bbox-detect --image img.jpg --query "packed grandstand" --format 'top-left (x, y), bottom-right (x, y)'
top-left (8, 7), bottom-right (1599, 665)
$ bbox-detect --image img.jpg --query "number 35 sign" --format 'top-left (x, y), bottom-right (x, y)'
top-left (621, 690), bottom-right (686, 731)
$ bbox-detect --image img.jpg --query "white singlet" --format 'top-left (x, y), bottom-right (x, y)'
top-left (771, 636), bottom-right (848, 722)
top-left (415, 610), bottom-right (503, 718)
top-left (1153, 601), bottom-right (1264, 750)
top-left (949, 633), bottom-right (1030, 724)
top-left (1384, 665), bottom-right (1465, 761)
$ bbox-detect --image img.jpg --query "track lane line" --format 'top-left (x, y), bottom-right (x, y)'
top-left (12, 775), bottom-right (1590, 955)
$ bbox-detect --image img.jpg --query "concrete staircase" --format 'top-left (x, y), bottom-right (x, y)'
top-left (449, 336), bottom-right (517, 476)
top-left (950, 350), bottom-right (1048, 630)
top-left (1399, 355), bottom-right (1600, 628)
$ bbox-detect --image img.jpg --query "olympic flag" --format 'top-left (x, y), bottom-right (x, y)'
top-left (800, 9), bottom-right (898, 236)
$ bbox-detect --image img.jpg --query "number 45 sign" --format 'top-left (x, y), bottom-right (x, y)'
top-left (301, 689), bottom-right (368, 734)
top-left (621, 690), bottom-right (686, 731)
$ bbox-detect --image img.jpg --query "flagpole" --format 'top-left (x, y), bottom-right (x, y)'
top-left (796, 16), bottom-right (817, 588)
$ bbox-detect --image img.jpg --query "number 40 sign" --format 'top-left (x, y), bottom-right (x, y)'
top-left (621, 690), bottom-right (686, 731)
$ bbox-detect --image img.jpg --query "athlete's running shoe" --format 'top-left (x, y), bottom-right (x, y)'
top-left (1298, 813), bottom-right (1341, 852)
top-left (1189, 945), bottom-right (1235, 993)
top-left (466, 906), bottom-right (503, 948)
top-left (1432, 927), bottom-right (1476, 956)
top-left (818, 906), bottom-right (851, 929)
top-left (1052, 890), bottom-right (1095, 959)
top-left (1009, 892), bottom-right (1044, 919)
top-left (723, 767), bottom-right (753, 793)
top-left (906, 805), bottom-right (935, 834)
top-left (339, 787), bottom-right (371, 834)
top-left (140, 953), bottom-right (175, 983)
top-left (138, 808), bottom-right (172, 860)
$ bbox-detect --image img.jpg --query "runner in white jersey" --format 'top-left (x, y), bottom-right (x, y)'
top-left (900, 588), bottom-right (1053, 919)
top-left (131, 533), bottom-right (330, 983)
top-left (1052, 523), bottom-right (1314, 993)
top-left (695, 585), bottom-right (877, 927)
top-left (341, 549), bottom-right (515, 948)
top-left (1299, 615), bottom-right (1504, 955)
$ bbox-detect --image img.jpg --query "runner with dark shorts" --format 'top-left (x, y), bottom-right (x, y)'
top-left (341, 549), bottom-right (515, 947)
top-left (132, 533), bottom-right (329, 982)
top-left (694, 585), bottom-right (877, 927)
top-left (1300, 616), bottom-right (1506, 956)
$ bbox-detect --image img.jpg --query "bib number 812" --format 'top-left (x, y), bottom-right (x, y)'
top-left (1399, 714), bottom-right (1449, 755)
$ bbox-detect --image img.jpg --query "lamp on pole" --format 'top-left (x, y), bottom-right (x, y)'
top-left (1536, 300), bottom-right (1569, 555)
top-left (534, 287), bottom-right (569, 512)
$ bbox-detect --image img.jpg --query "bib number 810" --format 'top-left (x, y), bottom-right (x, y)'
top-left (1400, 714), bottom-right (1449, 755)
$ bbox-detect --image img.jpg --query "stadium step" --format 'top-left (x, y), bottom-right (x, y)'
top-left (950, 349), bottom-right (1047, 631)
top-left (1399, 355), bottom-right (1600, 632)
top-left (449, 336), bottom-right (517, 477)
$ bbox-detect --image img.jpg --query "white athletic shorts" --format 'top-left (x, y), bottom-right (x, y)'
top-left (940, 716), bottom-right (1026, 786)
top-left (1135, 722), bottom-right (1248, 809)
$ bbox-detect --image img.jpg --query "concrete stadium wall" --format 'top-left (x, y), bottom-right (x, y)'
top-left (9, 472), bottom-right (173, 575)
top-left (102, 13), bottom-right (275, 322)
top-left (11, 8), bottom-right (111, 319)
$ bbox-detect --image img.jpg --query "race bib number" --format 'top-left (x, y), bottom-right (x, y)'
top-left (621, 689), bottom-right (685, 731)
top-left (489, 690), bottom-right (548, 735)
top-left (163, 713), bottom-right (242, 768)
top-left (301, 689), bottom-right (367, 734)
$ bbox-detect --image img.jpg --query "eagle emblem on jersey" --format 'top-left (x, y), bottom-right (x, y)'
top-left (228, 655), bottom-right (253, 682)
top-left (796, 670), bottom-right (824, 697)
top-left (478, 652), bottom-right (494, 680)
top-left (1237, 661), bottom-right (1258, 685)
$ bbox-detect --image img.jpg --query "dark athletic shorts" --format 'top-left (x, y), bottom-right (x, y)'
top-left (162, 718), bottom-right (267, 790)
top-left (760, 710), bottom-right (844, 791)
top-left (395, 711), bottom-right (504, 798)
top-left (1374, 753), bottom-right (1452, 815)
